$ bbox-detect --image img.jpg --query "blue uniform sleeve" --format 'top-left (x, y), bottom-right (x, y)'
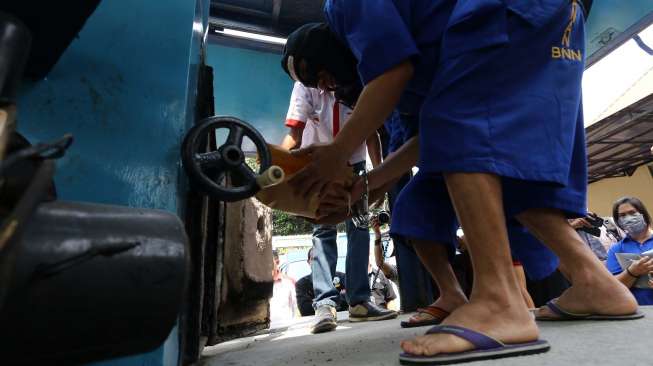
top-left (605, 242), bottom-right (623, 275)
top-left (325, 0), bottom-right (419, 85)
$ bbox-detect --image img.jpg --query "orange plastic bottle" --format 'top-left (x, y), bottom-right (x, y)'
top-left (267, 144), bottom-right (312, 176)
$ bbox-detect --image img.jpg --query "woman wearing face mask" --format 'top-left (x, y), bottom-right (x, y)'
top-left (606, 196), bottom-right (653, 305)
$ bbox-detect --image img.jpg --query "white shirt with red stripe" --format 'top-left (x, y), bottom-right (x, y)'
top-left (285, 82), bottom-right (367, 164)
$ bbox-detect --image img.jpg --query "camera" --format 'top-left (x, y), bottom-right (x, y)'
top-left (333, 276), bottom-right (343, 290)
top-left (352, 210), bottom-right (391, 229)
top-left (585, 213), bottom-right (604, 227)
top-left (374, 211), bottom-right (391, 225)
top-left (579, 213), bottom-right (604, 237)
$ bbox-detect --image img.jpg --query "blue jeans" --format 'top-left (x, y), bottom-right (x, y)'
top-left (311, 161), bottom-right (370, 309)
top-left (311, 221), bottom-right (371, 309)
top-left (388, 172), bottom-right (435, 311)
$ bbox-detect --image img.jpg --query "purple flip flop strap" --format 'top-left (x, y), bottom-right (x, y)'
top-left (425, 325), bottom-right (504, 350)
top-left (545, 299), bottom-right (591, 319)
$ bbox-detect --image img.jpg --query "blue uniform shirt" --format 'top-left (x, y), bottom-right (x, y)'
top-left (384, 111), bottom-right (418, 154)
top-left (324, 0), bottom-right (568, 117)
top-left (606, 235), bottom-right (653, 305)
top-left (325, 0), bottom-right (455, 116)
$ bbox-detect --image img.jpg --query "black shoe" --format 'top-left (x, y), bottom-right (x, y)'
top-left (310, 305), bottom-right (337, 334)
top-left (348, 301), bottom-right (398, 322)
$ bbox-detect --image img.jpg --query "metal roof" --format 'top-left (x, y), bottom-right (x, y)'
top-left (587, 93), bottom-right (653, 183)
top-left (210, 0), bottom-right (324, 38)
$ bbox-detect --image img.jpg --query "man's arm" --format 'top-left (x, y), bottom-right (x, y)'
top-left (281, 125), bottom-right (304, 150)
top-left (368, 136), bottom-right (417, 191)
top-left (374, 238), bottom-right (385, 270)
top-left (383, 274), bottom-right (397, 302)
top-left (372, 220), bottom-right (396, 279)
top-left (333, 61), bottom-right (414, 160)
top-left (310, 131), bottom-right (417, 223)
top-left (375, 242), bottom-right (398, 281)
top-left (318, 136), bottom-right (415, 216)
top-left (289, 61), bottom-right (414, 198)
top-left (366, 131), bottom-right (382, 168)
top-left (282, 81), bottom-right (309, 150)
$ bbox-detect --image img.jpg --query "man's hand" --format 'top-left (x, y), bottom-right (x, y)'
top-left (280, 125), bottom-right (304, 150)
top-left (569, 217), bottom-right (592, 230)
top-left (289, 62), bottom-right (413, 199)
top-left (628, 256), bottom-right (653, 277)
top-left (316, 182), bottom-right (350, 215)
top-left (346, 174), bottom-right (387, 206)
top-left (289, 142), bottom-right (349, 199)
top-left (371, 216), bottom-right (382, 239)
top-left (366, 131), bottom-right (382, 168)
top-left (315, 175), bottom-right (387, 217)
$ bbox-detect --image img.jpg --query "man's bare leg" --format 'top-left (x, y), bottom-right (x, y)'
top-left (410, 240), bottom-right (468, 319)
top-left (513, 264), bottom-right (535, 308)
top-left (516, 208), bottom-right (637, 317)
top-left (401, 173), bottom-right (537, 356)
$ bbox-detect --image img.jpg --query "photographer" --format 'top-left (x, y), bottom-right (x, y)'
top-left (368, 259), bottom-right (398, 311)
top-left (371, 214), bottom-right (398, 282)
top-left (295, 248), bottom-right (348, 316)
top-left (569, 213), bottom-right (608, 261)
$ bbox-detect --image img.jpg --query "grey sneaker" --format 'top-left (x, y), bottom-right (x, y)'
top-left (349, 301), bottom-right (398, 322)
top-left (310, 305), bottom-right (337, 334)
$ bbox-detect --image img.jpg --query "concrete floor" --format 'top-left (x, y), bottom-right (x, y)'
top-left (201, 306), bottom-right (653, 366)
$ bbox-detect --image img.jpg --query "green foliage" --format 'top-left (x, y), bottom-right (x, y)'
top-left (271, 209), bottom-right (348, 235)
top-left (272, 210), bottom-right (313, 236)
top-left (245, 156), bottom-right (260, 171)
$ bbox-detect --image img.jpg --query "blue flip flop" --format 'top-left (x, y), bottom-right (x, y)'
top-left (536, 299), bottom-right (645, 321)
top-left (399, 325), bottom-right (550, 365)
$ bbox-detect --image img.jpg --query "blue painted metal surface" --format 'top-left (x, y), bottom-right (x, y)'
top-left (207, 44), bottom-right (293, 148)
top-left (586, 1), bottom-right (653, 57)
top-left (88, 325), bottom-right (180, 366)
top-left (17, 0), bottom-right (208, 215)
top-left (15, 0), bottom-right (210, 364)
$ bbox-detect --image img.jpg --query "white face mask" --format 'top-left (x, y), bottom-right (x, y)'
top-left (619, 213), bottom-right (648, 236)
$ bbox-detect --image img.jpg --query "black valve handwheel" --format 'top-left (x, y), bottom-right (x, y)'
top-left (181, 116), bottom-right (271, 202)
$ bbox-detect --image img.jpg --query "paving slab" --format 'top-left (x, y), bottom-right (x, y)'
top-left (201, 306), bottom-right (653, 366)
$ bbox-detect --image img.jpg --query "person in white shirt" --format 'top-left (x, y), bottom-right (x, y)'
top-left (270, 250), bottom-right (298, 328)
top-left (281, 82), bottom-right (381, 167)
top-left (280, 82), bottom-right (394, 334)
